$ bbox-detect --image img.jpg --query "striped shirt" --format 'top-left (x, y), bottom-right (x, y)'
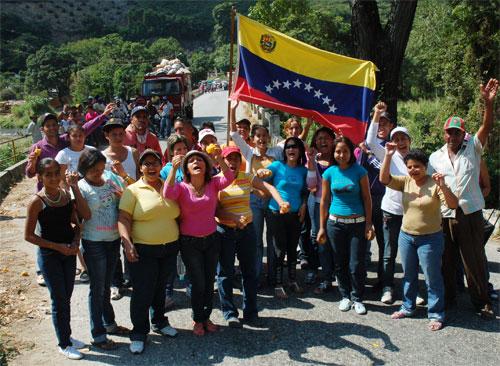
top-left (429, 134), bottom-right (484, 218)
top-left (217, 171), bottom-right (253, 227)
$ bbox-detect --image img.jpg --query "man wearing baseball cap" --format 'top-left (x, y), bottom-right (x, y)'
top-left (429, 78), bottom-right (498, 318)
top-left (123, 105), bottom-right (162, 156)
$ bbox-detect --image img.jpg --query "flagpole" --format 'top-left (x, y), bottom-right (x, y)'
top-left (226, 6), bottom-right (236, 145)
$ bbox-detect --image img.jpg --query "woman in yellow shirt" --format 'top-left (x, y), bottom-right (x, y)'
top-left (118, 149), bottom-right (180, 354)
top-left (380, 145), bottom-right (458, 331)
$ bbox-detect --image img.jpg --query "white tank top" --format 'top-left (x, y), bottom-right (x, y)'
top-left (105, 146), bottom-right (137, 180)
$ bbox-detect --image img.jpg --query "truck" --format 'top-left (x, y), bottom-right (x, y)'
top-left (141, 58), bottom-right (193, 119)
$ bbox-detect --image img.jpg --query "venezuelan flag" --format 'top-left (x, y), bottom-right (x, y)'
top-left (232, 15), bottom-right (377, 143)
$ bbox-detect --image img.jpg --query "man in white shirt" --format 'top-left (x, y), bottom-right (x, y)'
top-left (429, 78), bottom-right (498, 318)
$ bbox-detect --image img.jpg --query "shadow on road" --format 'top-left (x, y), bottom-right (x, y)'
top-left (78, 318), bottom-right (398, 366)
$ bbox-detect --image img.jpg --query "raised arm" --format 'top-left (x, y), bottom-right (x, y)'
top-left (67, 172), bottom-right (91, 221)
top-left (299, 118), bottom-right (313, 141)
top-left (379, 142), bottom-right (396, 185)
top-left (477, 78), bottom-right (498, 146)
top-left (366, 101), bottom-right (387, 162)
top-left (432, 173), bottom-right (458, 209)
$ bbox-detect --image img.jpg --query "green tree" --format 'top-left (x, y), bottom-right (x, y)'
top-left (72, 60), bottom-right (115, 102)
top-left (25, 45), bottom-right (75, 100)
top-left (148, 38), bottom-right (183, 62)
top-left (188, 51), bottom-right (214, 83)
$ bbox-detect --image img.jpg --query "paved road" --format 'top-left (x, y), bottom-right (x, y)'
top-left (7, 91), bottom-right (500, 365)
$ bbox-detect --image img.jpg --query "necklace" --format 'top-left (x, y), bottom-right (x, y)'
top-left (44, 189), bottom-right (62, 205)
top-left (190, 183), bottom-right (205, 197)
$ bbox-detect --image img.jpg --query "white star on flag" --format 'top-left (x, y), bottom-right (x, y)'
top-left (272, 80), bottom-right (281, 89)
top-left (282, 80), bottom-right (291, 89)
top-left (265, 84), bottom-right (273, 93)
top-left (322, 96), bottom-right (331, 105)
top-left (329, 104), bottom-right (337, 113)
top-left (293, 79), bottom-right (302, 88)
top-left (304, 83), bottom-right (313, 92)
top-left (314, 89), bottom-right (323, 99)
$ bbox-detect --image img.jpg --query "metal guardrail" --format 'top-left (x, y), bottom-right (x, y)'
top-left (0, 135), bottom-right (31, 171)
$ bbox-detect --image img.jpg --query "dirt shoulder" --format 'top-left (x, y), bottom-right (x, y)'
top-left (0, 177), bottom-right (49, 363)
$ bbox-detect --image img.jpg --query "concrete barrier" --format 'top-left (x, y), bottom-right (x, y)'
top-left (0, 159), bottom-right (28, 200)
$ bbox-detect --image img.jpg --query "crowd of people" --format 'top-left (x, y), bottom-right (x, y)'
top-left (23, 78), bottom-right (498, 359)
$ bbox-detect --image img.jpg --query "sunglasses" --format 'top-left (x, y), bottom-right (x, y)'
top-left (284, 144), bottom-right (299, 150)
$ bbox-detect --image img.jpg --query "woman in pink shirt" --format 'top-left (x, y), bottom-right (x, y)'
top-left (164, 149), bottom-right (234, 336)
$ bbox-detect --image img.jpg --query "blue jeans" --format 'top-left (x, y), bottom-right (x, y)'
top-left (398, 230), bottom-right (445, 322)
top-left (216, 224), bottom-right (258, 320)
top-left (371, 194), bottom-right (385, 282)
top-left (250, 194), bottom-right (273, 280)
top-left (160, 116), bottom-right (171, 138)
top-left (81, 239), bottom-right (120, 343)
top-left (308, 195), bottom-right (334, 280)
top-left (129, 242), bottom-right (179, 341)
top-left (327, 220), bottom-right (367, 302)
top-left (382, 211), bottom-right (403, 292)
top-left (180, 233), bottom-right (221, 323)
top-left (39, 248), bottom-right (76, 348)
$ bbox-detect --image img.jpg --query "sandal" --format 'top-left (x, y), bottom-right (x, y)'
top-left (92, 339), bottom-right (117, 350)
top-left (391, 311), bottom-right (409, 319)
top-left (107, 325), bottom-right (130, 336)
top-left (288, 281), bottom-right (304, 294)
top-left (274, 286), bottom-right (288, 299)
top-left (428, 320), bottom-right (443, 331)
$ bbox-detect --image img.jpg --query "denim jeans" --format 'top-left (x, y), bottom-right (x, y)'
top-left (216, 224), bottom-right (258, 320)
top-left (81, 238), bottom-right (120, 343)
top-left (129, 242), bottom-right (179, 341)
top-left (180, 233), bottom-right (221, 323)
top-left (371, 194), bottom-right (385, 283)
top-left (398, 230), bottom-right (445, 321)
top-left (327, 220), bottom-right (367, 302)
top-left (250, 194), bottom-right (273, 280)
top-left (267, 210), bottom-right (301, 285)
top-left (298, 200), bottom-right (315, 267)
top-left (308, 194), bottom-right (334, 280)
top-left (382, 211), bottom-right (403, 292)
top-left (39, 248), bottom-right (76, 348)
top-left (160, 116), bottom-right (171, 138)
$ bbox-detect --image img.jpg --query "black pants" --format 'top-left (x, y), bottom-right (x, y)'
top-left (268, 211), bottom-right (301, 285)
top-left (180, 233), bottom-right (221, 323)
top-left (129, 242), bottom-right (179, 341)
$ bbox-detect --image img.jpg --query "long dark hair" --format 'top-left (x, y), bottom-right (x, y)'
top-left (283, 137), bottom-right (306, 166)
top-left (332, 136), bottom-right (356, 166)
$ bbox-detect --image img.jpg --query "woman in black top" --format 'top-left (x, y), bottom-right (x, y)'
top-left (24, 158), bottom-right (84, 360)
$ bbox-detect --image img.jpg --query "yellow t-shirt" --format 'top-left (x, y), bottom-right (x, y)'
top-left (217, 171), bottom-right (253, 227)
top-left (387, 175), bottom-right (446, 235)
top-left (119, 178), bottom-right (180, 245)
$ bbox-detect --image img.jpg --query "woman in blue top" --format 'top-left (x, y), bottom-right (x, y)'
top-left (258, 137), bottom-right (308, 299)
top-left (160, 134), bottom-right (188, 182)
top-left (317, 136), bottom-right (374, 315)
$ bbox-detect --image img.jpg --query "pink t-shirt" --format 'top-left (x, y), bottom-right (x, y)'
top-left (163, 169), bottom-right (234, 237)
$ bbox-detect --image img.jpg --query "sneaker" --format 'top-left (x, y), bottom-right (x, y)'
top-left (314, 281), bottom-right (332, 294)
top-left (193, 322), bottom-right (205, 336)
top-left (164, 295), bottom-right (175, 310)
top-left (227, 316), bottom-right (242, 329)
top-left (381, 290), bottom-right (394, 304)
top-left (305, 271), bottom-right (316, 284)
top-left (353, 301), bottom-right (367, 315)
top-left (36, 274), bottom-right (46, 287)
top-left (274, 286), bottom-right (288, 299)
top-left (157, 325), bottom-right (178, 337)
top-left (79, 271), bottom-right (90, 283)
top-left (416, 296), bottom-right (426, 306)
top-left (70, 337), bottom-right (86, 349)
top-left (111, 287), bottom-right (122, 301)
top-left (338, 298), bottom-right (353, 312)
top-left (129, 340), bottom-right (144, 354)
top-left (204, 320), bottom-right (218, 333)
top-left (59, 346), bottom-right (83, 360)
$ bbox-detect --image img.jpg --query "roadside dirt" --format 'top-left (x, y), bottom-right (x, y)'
top-left (0, 177), bottom-right (49, 362)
